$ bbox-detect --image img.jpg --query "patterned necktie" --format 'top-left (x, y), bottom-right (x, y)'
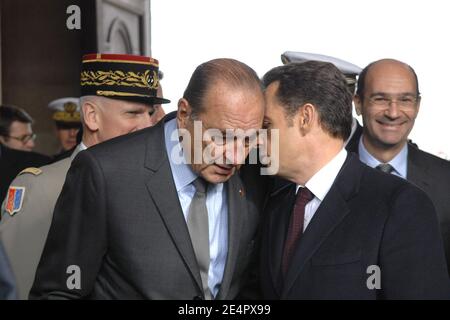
top-left (376, 163), bottom-right (394, 174)
top-left (281, 187), bottom-right (314, 276)
top-left (187, 177), bottom-right (212, 300)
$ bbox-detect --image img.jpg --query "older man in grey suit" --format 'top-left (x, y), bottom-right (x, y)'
top-left (0, 53), bottom-right (169, 299)
top-left (30, 58), bottom-right (267, 300)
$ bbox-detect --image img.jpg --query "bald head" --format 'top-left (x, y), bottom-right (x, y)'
top-left (356, 59), bottom-right (420, 98)
top-left (182, 58), bottom-right (263, 117)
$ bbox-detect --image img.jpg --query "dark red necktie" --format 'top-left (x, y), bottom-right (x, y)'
top-left (281, 187), bottom-right (314, 276)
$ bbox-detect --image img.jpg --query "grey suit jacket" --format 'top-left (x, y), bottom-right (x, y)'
top-left (30, 116), bottom-right (264, 299)
top-left (0, 145), bottom-right (83, 299)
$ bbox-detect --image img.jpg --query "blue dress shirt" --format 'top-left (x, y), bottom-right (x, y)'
top-left (164, 118), bottom-right (228, 298)
top-left (358, 136), bottom-right (408, 179)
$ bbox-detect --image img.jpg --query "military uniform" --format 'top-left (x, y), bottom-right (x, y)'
top-left (0, 145), bottom-right (83, 299)
top-left (0, 144), bottom-right (51, 202)
top-left (47, 97), bottom-right (81, 161)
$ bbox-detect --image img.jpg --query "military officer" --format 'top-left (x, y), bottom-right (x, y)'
top-left (47, 97), bottom-right (81, 161)
top-left (0, 53), bottom-right (170, 299)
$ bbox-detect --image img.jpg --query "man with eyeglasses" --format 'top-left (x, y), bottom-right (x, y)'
top-left (347, 58), bottom-right (450, 273)
top-left (0, 105), bottom-right (52, 203)
top-left (0, 105), bottom-right (37, 152)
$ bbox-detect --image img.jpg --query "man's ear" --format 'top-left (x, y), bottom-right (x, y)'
top-left (298, 103), bottom-right (315, 135)
top-left (81, 100), bottom-right (100, 132)
top-left (177, 98), bottom-right (192, 129)
top-left (0, 136), bottom-right (7, 145)
top-left (353, 95), bottom-right (362, 116)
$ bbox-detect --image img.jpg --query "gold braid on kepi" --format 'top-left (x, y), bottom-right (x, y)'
top-left (80, 53), bottom-right (170, 105)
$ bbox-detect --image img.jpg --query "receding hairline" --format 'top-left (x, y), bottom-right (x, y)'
top-left (357, 58), bottom-right (420, 97)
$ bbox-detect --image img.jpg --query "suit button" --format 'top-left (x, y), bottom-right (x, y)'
top-left (193, 295), bottom-right (204, 300)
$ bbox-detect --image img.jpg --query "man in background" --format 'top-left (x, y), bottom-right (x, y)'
top-left (348, 59), bottom-right (450, 272)
top-left (47, 97), bottom-right (81, 161)
top-left (0, 105), bottom-right (51, 202)
top-left (0, 105), bottom-right (37, 152)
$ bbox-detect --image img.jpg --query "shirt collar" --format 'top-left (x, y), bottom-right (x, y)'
top-left (164, 118), bottom-right (198, 192)
top-left (79, 142), bottom-right (88, 151)
top-left (297, 148), bottom-right (348, 201)
top-left (358, 136), bottom-right (408, 178)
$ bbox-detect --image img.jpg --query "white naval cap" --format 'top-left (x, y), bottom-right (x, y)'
top-left (281, 51), bottom-right (362, 76)
top-left (48, 97), bottom-right (81, 123)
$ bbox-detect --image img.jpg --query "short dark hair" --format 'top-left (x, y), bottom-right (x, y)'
top-left (356, 59), bottom-right (421, 98)
top-left (263, 61), bottom-right (353, 141)
top-left (183, 58), bottom-right (262, 117)
top-left (0, 105), bottom-right (33, 137)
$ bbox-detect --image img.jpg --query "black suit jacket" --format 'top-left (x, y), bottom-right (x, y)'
top-left (0, 144), bottom-right (51, 203)
top-left (346, 125), bottom-right (450, 272)
top-left (30, 114), bottom-right (267, 300)
top-left (260, 154), bottom-right (450, 299)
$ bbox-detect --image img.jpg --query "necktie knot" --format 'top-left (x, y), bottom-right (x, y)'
top-left (192, 177), bottom-right (208, 194)
top-left (376, 163), bottom-right (394, 174)
top-left (296, 187), bottom-right (314, 204)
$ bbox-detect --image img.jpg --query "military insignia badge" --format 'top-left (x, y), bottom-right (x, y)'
top-left (5, 186), bottom-right (26, 216)
top-left (64, 102), bottom-right (77, 114)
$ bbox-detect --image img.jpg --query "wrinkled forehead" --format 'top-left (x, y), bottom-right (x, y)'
top-left (201, 84), bottom-right (265, 130)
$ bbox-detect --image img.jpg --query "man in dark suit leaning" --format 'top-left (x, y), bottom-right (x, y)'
top-left (260, 61), bottom-right (450, 299)
top-left (347, 59), bottom-right (450, 273)
top-left (30, 58), bottom-right (267, 299)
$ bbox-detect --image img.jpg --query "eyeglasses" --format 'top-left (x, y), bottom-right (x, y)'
top-left (368, 94), bottom-right (420, 108)
top-left (3, 133), bottom-right (37, 144)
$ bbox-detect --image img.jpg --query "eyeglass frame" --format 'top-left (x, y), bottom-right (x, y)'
top-left (366, 93), bottom-right (421, 109)
top-left (1, 132), bottom-right (37, 144)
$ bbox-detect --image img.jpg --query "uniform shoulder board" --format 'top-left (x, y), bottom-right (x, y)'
top-left (18, 167), bottom-right (42, 176)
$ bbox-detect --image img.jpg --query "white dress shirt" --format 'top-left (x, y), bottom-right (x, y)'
top-left (296, 148), bottom-right (348, 231)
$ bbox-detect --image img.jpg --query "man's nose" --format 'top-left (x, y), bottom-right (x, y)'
top-left (25, 139), bottom-right (35, 150)
top-left (69, 128), bottom-right (78, 137)
top-left (385, 101), bottom-right (401, 119)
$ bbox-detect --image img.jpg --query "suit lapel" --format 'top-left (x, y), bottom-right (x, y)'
top-left (280, 154), bottom-right (360, 298)
top-left (216, 174), bottom-right (246, 299)
top-left (407, 144), bottom-right (431, 193)
top-left (144, 116), bottom-right (203, 293)
top-left (281, 187), bottom-right (350, 297)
